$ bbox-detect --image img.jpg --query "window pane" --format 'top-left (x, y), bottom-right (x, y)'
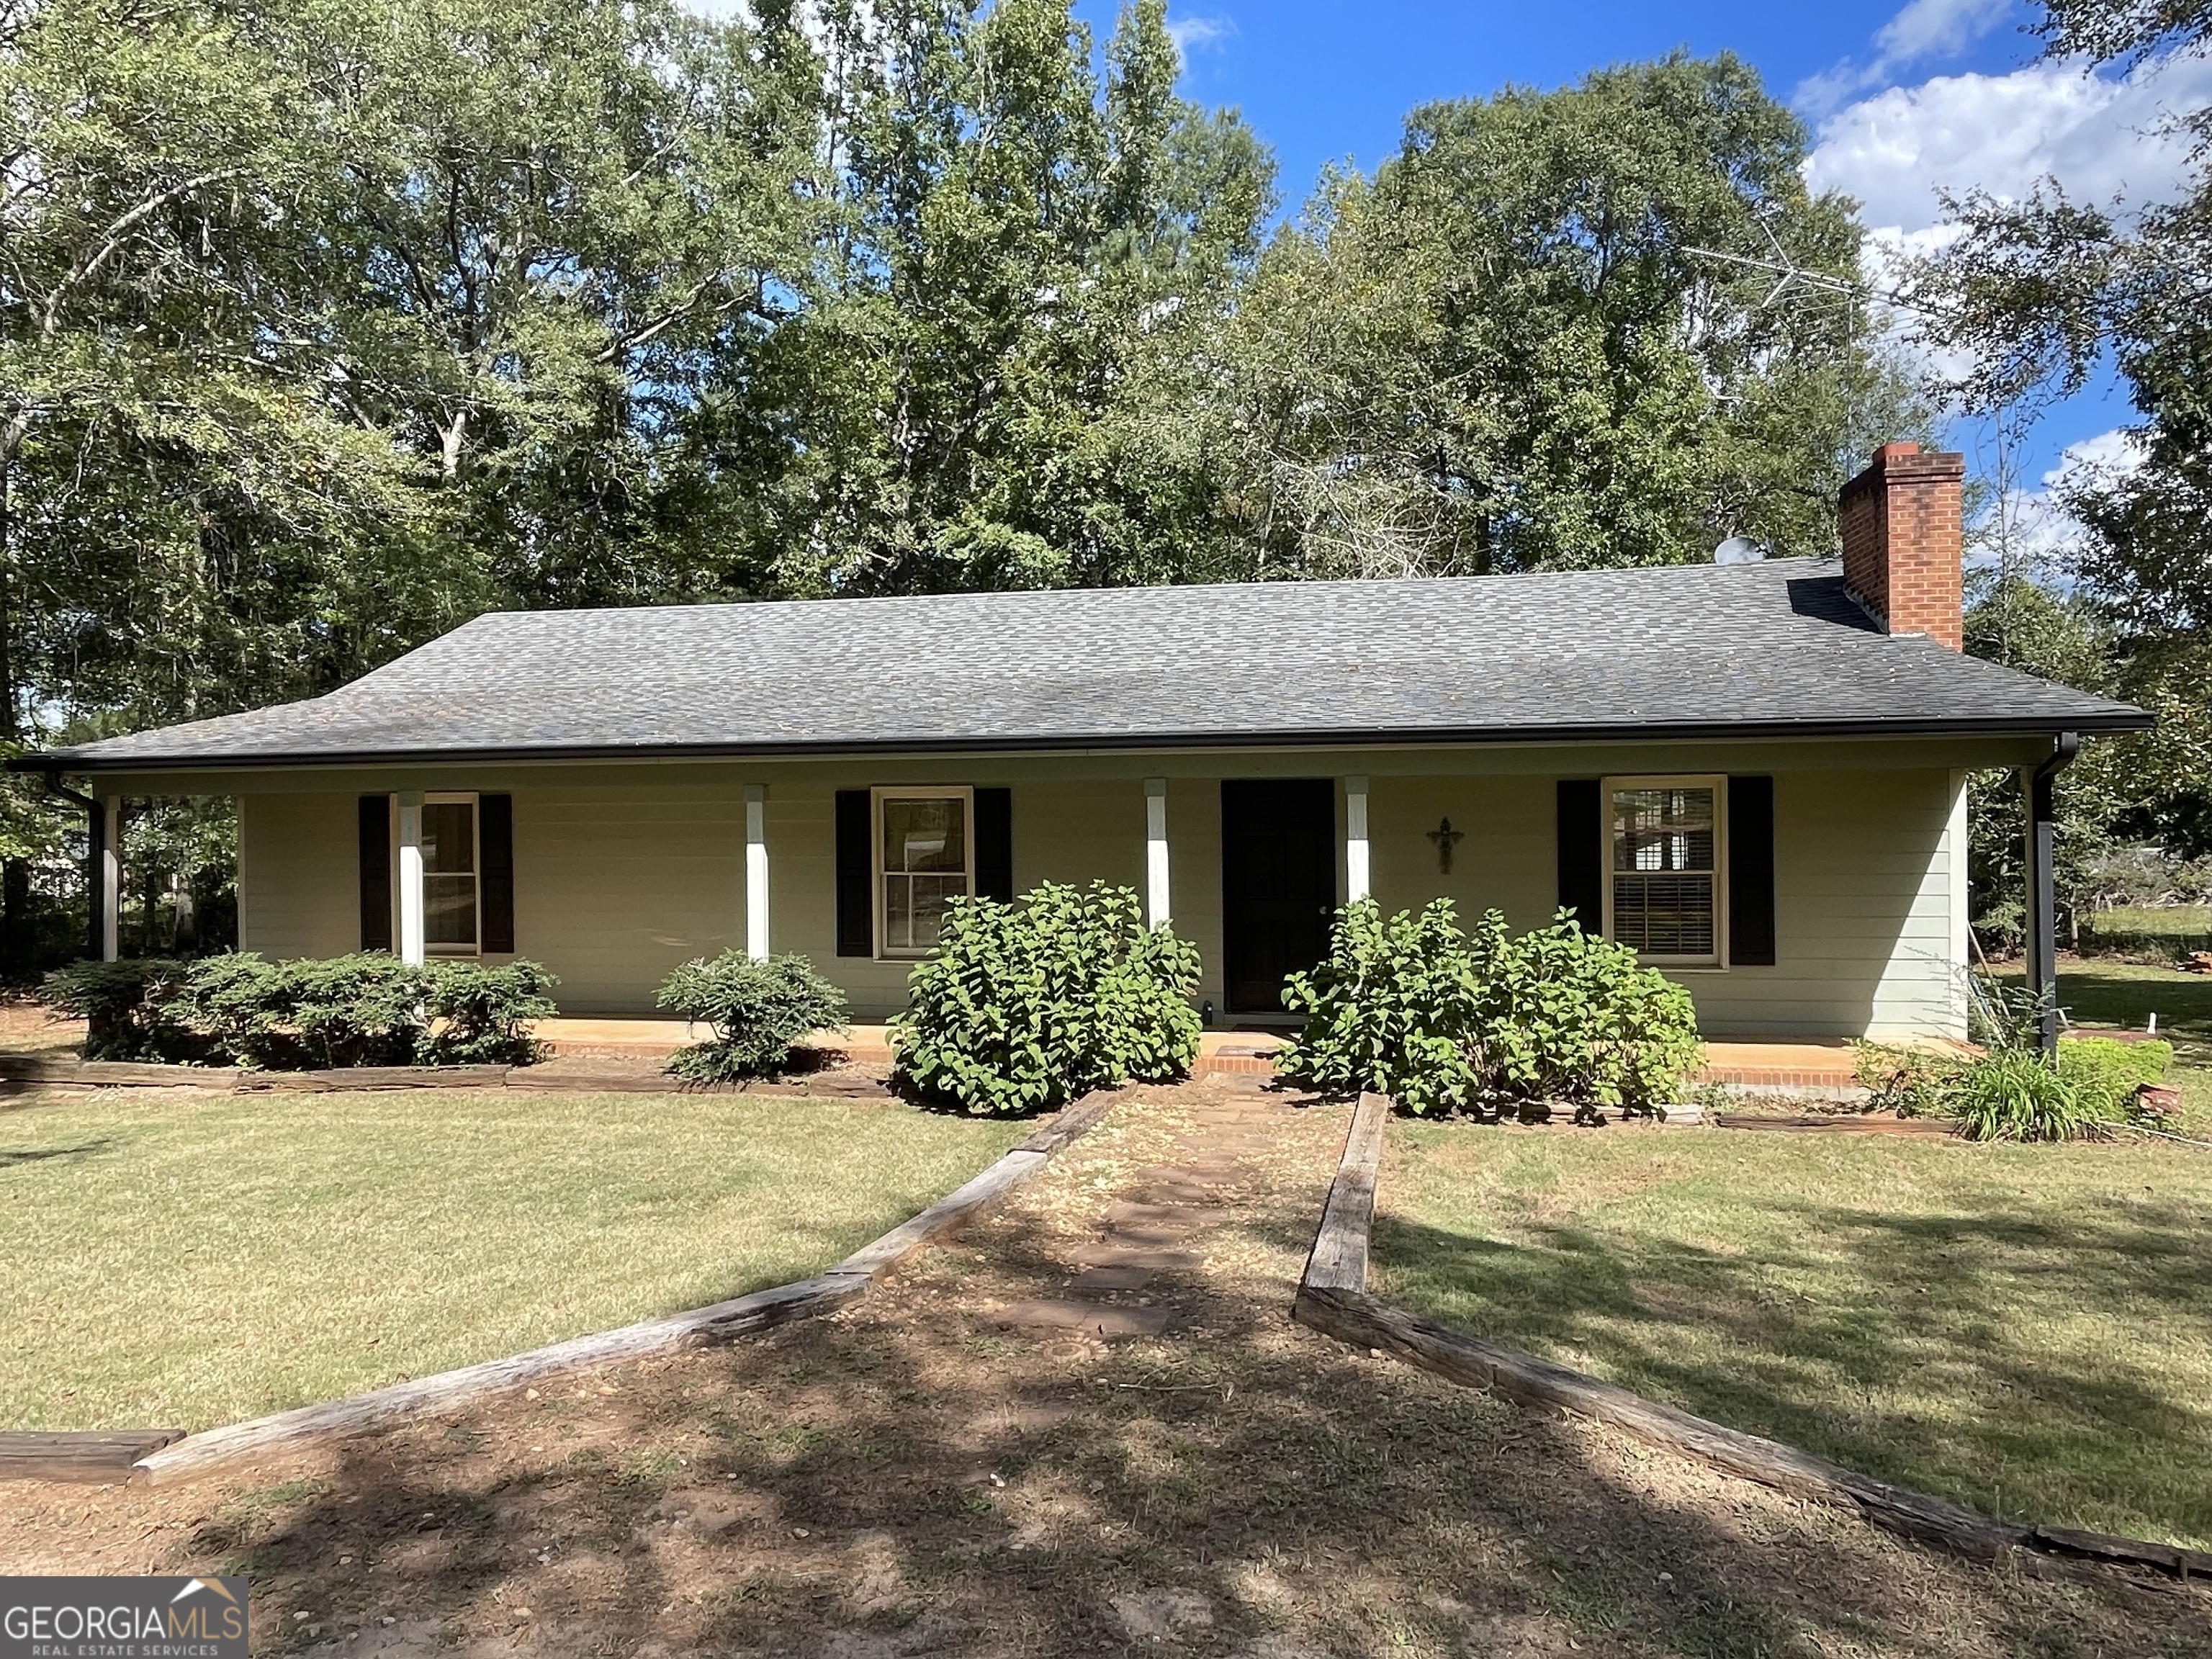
top-left (884, 873), bottom-right (964, 955)
top-left (1611, 787), bottom-right (1714, 875)
top-left (1614, 873), bottom-right (1714, 956)
top-left (425, 873), bottom-right (478, 948)
top-left (1610, 785), bottom-right (1718, 957)
top-left (882, 796), bottom-right (966, 874)
top-left (422, 801), bottom-right (476, 875)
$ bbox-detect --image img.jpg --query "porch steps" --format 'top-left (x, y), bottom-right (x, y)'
top-left (1696, 1041), bottom-right (1861, 1091)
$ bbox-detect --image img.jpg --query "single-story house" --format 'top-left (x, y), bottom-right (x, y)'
top-left (17, 444), bottom-right (2147, 1040)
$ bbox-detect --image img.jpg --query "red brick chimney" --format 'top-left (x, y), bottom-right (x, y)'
top-left (1838, 441), bottom-right (1966, 649)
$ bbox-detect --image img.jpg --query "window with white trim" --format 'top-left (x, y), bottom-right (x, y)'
top-left (421, 793), bottom-right (480, 956)
top-left (1605, 777), bottom-right (1723, 965)
top-left (876, 787), bottom-right (972, 958)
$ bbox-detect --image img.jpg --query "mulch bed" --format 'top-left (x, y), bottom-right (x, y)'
top-left (0, 1051), bottom-right (899, 1098)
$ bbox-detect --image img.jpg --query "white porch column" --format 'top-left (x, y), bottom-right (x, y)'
top-left (396, 791), bottom-right (426, 966)
top-left (98, 796), bottom-right (121, 962)
top-left (1345, 775), bottom-right (1371, 903)
top-left (1143, 778), bottom-right (1171, 929)
top-left (745, 784), bottom-right (770, 961)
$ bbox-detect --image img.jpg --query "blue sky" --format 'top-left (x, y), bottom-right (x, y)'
top-left (1070, 0), bottom-right (2212, 547)
top-left (1105, 1), bottom-right (2038, 210)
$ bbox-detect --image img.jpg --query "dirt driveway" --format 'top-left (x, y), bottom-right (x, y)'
top-left (4, 1081), bottom-right (2203, 1657)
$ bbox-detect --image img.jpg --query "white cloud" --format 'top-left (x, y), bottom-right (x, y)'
top-left (1806, 53), bottom-right (2212, 236)
top-left (1812, 51), bottom-right (2208, 393)
top-left (1878, 0), bottom-right (2016, 63)
top-left (1166, 14), bottom-right (1234, 60)
top-left (1974, 426), bottom-right (2147, 570)
top-left (1796, 0), bottom-right (2019, 117)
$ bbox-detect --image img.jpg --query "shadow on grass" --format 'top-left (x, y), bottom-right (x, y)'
top-left (1378, 1190), bottom-right (2212, 1548)
top-left (1992, 961), bottom-right (2212, 1043)
top-left (0, 1138), bottom-right (112, 1168)
top-left (170, 1179), bottom-right (2205, 1659)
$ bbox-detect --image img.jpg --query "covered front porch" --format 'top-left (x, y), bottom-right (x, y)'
top-left (58, 729), bottom-right (2072, 1045)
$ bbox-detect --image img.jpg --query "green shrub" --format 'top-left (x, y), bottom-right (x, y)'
top-left (657, 951), bottom-right (849, 1082)
top-left (1861, 1035), bottom-right (2168, 1141)
top-left (424, 960), bottom-right (561, 1065)
top-left (892, 881), bottom-right (1201, 1116)
top-left (1275, 899), bottom-right (1704, 1118)
top-left (178, 952), bottom-right (431, 1069)
top-left (46, 952), bottom-right (561, 1069)
top-left (168, 953), bottom-right (298, 1067)
top-left (1948, 1049), bottom-right (2123, 1143)
top-left (1269, 900), bottom-right (1483, 1112)
top-left (39, 958), bottom-right (199, 1061)
top-left (1855, 1041), bottom-right (1963, 1118)
top-left (2057, 1035), bottom-right (2173, 1114)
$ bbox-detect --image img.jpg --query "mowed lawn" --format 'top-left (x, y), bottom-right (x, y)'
top-left (1377, 963), bottom-right (2212, 1550)
top-left (0, 1087), bottom-right (1025, 1431)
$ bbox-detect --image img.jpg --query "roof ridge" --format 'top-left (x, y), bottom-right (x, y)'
top-left (450, 557), bottom-right (1842, 628)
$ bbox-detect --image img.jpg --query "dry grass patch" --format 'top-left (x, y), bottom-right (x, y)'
top-left (0, 1084), bottom-right (1023, 1431)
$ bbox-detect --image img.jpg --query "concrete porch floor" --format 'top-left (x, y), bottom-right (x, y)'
top-left (530, 1018), bottom-right (1903, 1088)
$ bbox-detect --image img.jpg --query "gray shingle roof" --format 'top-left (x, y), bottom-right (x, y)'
top-left (27, 559), bottom-right (2148, 770)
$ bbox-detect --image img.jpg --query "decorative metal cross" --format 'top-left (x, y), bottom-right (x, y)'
top-left (1427, 817), bottom-right (1465, 874)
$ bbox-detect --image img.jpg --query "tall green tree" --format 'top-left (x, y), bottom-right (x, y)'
top-left (1919, 0), bottom-right (2212, 880)
top-left (1194, 54), bottom-right (1932, 577)
top-left (0, 0), bottom-right (817, 966)
top-left (724, 0), bottom-right (1274, 594)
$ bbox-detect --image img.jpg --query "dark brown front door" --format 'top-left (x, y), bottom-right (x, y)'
top-left (1221, 778), bottom-right (1337, 1015)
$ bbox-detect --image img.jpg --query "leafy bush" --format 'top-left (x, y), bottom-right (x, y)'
top-left (657, 951), bottom-right (850, 1082)
top-left (48, 951), bottom-right (565, 1070)
top-left (177, 951), bottom-right (430, 1069)
top-left (893, 881), bottom-right (1201, 1115)
top-left (1275, 899), bottom-right (1704, 1118)
top-left (1948, 1049), bottom-right (2122, 1143)
top-left (1859, 1034), bottom-right (2170, 1141)
top-left (424, 960), bottom-right (561, 1065)
top-left (2058, 1035), bottom-right (2172, 1112)
top-left (1855, 1041), bottom-right (1960, 1118)
top-left (1268, 900), bottom-right (1481, 1111)
top-left (39, 958), bottom-right (198, 1061)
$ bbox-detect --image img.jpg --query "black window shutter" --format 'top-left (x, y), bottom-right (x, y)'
top-left (835, 789), bottom-right (873, 957)
top-left (1728, 775), bottom-right (1777, 966)
top-left (974, 787), bottom-right (1013, 903)
top-left (1555, 778), bottom-right (1604, 933)
top-left (358, 795), bottom-right (392, 952)
top-left (480, 793), bottom-right (516, 953)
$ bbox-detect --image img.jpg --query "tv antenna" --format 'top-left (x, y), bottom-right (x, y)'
top-left (1683, 216), bottom-right (1938, 356)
